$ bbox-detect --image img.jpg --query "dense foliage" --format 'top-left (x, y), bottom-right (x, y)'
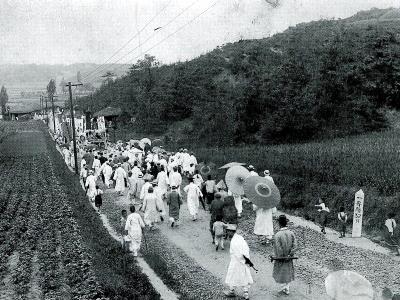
top-left (79, 8), bottom-right (400, 145)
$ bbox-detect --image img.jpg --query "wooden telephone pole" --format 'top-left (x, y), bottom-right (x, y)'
top-left (67, 82), bottom-right (83, 174)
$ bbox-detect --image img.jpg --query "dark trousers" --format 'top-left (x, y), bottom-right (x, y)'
top-left (206, 193), bottom-right (214, 205)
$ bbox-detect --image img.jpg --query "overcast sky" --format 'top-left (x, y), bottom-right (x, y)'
top-left (1, 0), bottom-right (399, 66)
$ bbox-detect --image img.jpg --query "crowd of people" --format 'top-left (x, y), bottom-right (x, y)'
top-left (59, 137), bottom-right (399, 300)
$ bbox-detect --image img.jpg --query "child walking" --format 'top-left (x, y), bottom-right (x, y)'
top-left (213, 215), bottom-right (227, 251)
top-left (315, 198), bottom-right (330, 234)
top-left (94, 185), bottom-right (103, 213)
top-left (337, 206), bottom-right (347, 238)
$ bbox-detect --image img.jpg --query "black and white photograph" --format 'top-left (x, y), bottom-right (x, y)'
top-left (1, 0), bottom-right (400, 299)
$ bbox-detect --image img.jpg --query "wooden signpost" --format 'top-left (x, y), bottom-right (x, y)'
top-left (352, 189), bottom-right (364, 238)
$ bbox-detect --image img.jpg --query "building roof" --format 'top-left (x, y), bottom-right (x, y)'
top-left (93, 106), bottom-right (122, 118)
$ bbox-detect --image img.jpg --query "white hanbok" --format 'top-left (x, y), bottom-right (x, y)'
top-left (225, 233), bottom-right (254, 287)
top-left (140, 182), bottom-right (152, 201)
top-left (125, 212), bottom-right (145, 255)
top-left (102, 164), bottom-right (113, 188)
top-left (92, 158), bottom-right (101, 177)
top-left (113, 167), bottom-right (127, 193)
top-left (156, 171), bottom-right (169, 196)
top-left (184, 182), bottom-right (203, 217)
top-left (85, 175), bottom-right (97, 200)
top-left (253, 204), bottom-right (274, 238)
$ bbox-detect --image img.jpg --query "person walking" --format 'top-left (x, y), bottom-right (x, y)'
top-left (273, 215), bottom-right (298, 296)
top-left (94, 185), bottom-right (103, 213)
top-left (184, 177), bottom-right (203, 221)
top-left (204, 175), bottom-right (217, 207)
top-left (156, 166), bottom-right (169, 197)
top-left (337, 206), bottom-right (347, 238)
top-left (85, 170), bottom-right (97, 202)
top-left (253, 204), bottom-right (274, 245)
top-left (213, 215), bottom-right (227, 251)
top-left (166, 186), bottom-right (183, 227)
top-left (315, 198), bottom-right (330, 234)
top-left (114, 163), bottom-right (127, 196)
top-left (384, 212), bottom-right (400, 255)
top-left (92, 155), bottom-right (101, 178)
top-left (141, 186), bottom-right (161, 229)
top-left (224, 225), bottom-right (253, 299)
top-left (102, 161), bottom-right (113, 188)
top-left (125, 205), bottom-right (145, 257)
top-left (210, 193), bottom-right (225, 243)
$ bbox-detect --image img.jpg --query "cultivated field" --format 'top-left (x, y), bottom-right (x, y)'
top-left (0, 121), bottom-right (159, 300)
top-left (194, 130), bottom-right (400, 233)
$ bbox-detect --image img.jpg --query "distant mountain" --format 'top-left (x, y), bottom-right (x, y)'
top-left (0, 63), bottom-right (130, 102)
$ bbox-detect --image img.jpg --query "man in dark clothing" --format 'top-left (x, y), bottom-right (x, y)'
top-left (99, 152), bottom-right (107, 165)
top-left (210, 193), bottom-right (224, 242)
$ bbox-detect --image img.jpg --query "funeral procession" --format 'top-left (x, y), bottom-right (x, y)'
top-left (1, 1), bottom-right (400, 299)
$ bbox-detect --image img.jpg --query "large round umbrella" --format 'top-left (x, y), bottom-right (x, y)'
top-left (141, 138), bottom-right (152, 146)
top-left (216, 179), bottom-right (227, 190)
top-left (225, 166), bottom-right (250, 195)
top-left (244, 176), bottom-right (280, 209)
top-left (325, 271), bottom-right (373, 300)
top-left (219, 162), bottom-right (246, 169)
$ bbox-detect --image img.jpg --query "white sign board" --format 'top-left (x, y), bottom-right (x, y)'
top-left (352, 189), bottom-right (364, 238)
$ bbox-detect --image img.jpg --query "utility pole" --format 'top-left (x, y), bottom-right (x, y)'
top-left (67, 82), bottom-right (83, 174)
top-left (51, 95), bottom-right (55, 132)
top-left (39, 95), bottom-right (42, 120)
top-left (45, 96), bottom-right (48, 126)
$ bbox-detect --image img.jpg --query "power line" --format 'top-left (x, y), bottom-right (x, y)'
top-left (83, 0), bottom-right (199, 83)
top-left (85, 0), bottom-right (219, 85)
top-left (81, 0), bottom-right (172, 81)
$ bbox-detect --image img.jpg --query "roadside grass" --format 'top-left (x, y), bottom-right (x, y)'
top-left (41, 123), bottom-right (160, 300)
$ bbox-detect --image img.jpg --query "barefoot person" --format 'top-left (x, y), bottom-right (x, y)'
top-left (125, 205), bottom-right (145, 257)
top-left (273, 215), bottom-right (298, 296)
top-left (224, 225), bottom-right (253, 299)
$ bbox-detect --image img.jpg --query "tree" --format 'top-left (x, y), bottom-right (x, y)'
top-left (47, 79), bottom-right (56, 99)
top-left (0, 86), bottom-right (8, 116)
top-left (60, 77), bottom-right (67, 94)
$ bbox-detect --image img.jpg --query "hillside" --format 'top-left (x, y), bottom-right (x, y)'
top-left (78, 7), bottom-right (400, 145)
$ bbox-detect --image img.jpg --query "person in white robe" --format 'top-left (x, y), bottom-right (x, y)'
top-left (182, 150), bottom-right (191, 175)
top-left (141, 186), bottom-right (161, 229)
top-left (188, 152), bottom-right (198, 175)
top-left (253, 204), bottom-right (274, 244)
top-left (156, 166), bottom-right (169, 196)
top-left (62, 147), bottom-right (71, 166)
top-left (85, 170), bottom-right (97, 201)
top-left (152, 181), bottom-right (166, 221)
top-left (169, 167), bottom-right (182, 195)
top-left (113, 163), bottom-right (127, 195)
top-left (81, 157), bottom-right (87, 170)
top-left (125, 205), bottom-right (145, 257)
top-left (184, 178), bottom-right (203, 221)
top-left (101, 161), bottom-right (113, 188)
top-left (225, 226), bottom-right (253, 299)
top-left (193, 170), bottom-right (203, 188)
top-left (264, 170), bottom-right (277, 215)
top-left (231, 191), bottom-right (243, 218)
top-left (140, 179), bottom-right (152, 202)
top-left (92, 156), bottom-right (101, 178)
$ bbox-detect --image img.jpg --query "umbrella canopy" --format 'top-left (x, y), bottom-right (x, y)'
top-left (325, 270), bottom-right (373, 300)
top-left (138, 141), bottom-right (145, 150)
top-left (141, 138), bottom-right (152, 146)
top-left (219, 162), bottom-right (246, 169)
top-left (244, 176), bottom-right (280, 209)
top-left (225, 166), bottom-right (250, 195)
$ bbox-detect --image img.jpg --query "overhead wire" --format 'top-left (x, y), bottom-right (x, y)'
top-left (81, 0), bottom-right (173, 81)
top-left (83, 0), bottom-right (199, 83)
top-left (85, 0), bottom-right (219, 85)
